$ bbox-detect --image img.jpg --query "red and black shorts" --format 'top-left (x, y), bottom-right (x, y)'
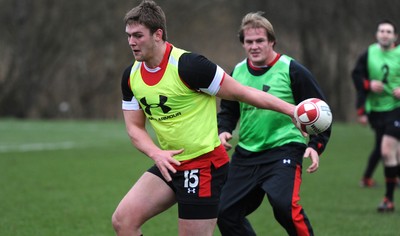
top-left (147, 144), bottom-right (229, 219)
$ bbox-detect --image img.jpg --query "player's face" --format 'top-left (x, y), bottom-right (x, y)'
top-left (376, 23), bottom-right (397, 49)
top-left (242, 27), bottom-right (275, 66)
top-left (126, 23), bottom-right (157, 62)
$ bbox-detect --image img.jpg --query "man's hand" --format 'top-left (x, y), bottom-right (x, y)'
top-left (152, 149), bottom-right (183, 182)
top-left (393, 87), bottom-right (400, 99)
top-left (219, 132), bottom-right (233, 151)
top-left (357, 114), bottom-right (368, 126)
top-left (370, 80), bottom-right (384, 93)
top-left (292, 117), bottom-right (308, 137)
top-left (303, 147), bottom-right (319, 173)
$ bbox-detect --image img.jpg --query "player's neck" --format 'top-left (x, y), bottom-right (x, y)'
top-left (145, 42), bottom-right (167, 69)
top-left (266, 52), bottom-right (280, 66)
top-left (380, 42), bottom-right (396, 51)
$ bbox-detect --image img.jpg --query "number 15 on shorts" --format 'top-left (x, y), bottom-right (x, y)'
top-left (184, 169), bottom-right (199, 194)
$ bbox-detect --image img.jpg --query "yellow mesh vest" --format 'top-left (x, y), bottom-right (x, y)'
top-left (129, 47), bottom-right (221, 161)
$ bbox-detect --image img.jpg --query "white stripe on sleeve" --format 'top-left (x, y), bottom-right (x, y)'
top-left (122, 97), bottom-right (141, 110)
top-left (199, 65), bottom-right (224, 96)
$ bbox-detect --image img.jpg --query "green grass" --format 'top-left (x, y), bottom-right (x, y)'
top-left (0, 119), bottom-right (398, 235)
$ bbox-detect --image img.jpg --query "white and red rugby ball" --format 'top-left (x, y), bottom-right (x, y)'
top-left (294, 98), bottom-right (332, 135)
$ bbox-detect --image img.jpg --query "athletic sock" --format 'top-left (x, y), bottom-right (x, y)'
top-left (397, 165), bottom-right (400, 177)
top-left (384, 166), bottom-right (397, 201)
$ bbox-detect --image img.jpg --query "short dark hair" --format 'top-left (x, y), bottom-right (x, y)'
top-left (124, 0), bottom-right (167, 41)
top-left (377, 19), bottom-right (397, 34)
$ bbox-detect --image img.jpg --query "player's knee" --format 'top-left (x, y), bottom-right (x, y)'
top-left (217, 205), bottom-right (231, 220)
top-left (112, 208), bottom-right (144, 235)
top-left (381, 149), bottom-right (396, 165)
top-left (217, 217), bottom-right (233, 235)
top-left (216, 213), bottom-right (228, 226)
top-left (217, 206), bottom-right (239, 226)
top-left (273, 200), bottom-right (290, 211)
top-left (217, 206), bottom-right (225, 218)
top-left (111, 211), bottom-right (123, 233)
top-left (111, 210), bottom-right (133, 233)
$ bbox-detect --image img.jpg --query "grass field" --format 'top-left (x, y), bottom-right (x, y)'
top-left (0, 119), bottom-right (399, 236)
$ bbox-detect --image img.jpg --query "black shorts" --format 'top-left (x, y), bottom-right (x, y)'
top-left (369, 107), bottom-right (400, 139)
top-left (147, 145), bottom-right (229, 219)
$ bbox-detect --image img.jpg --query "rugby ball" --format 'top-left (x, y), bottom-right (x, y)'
top-left (294, 98), bottom-right (332, 135)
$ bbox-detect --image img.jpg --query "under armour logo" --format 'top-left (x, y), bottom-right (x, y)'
top-left (283, 159), bottom-right (291, 164)
top-left (187, 188), bottom-right (196, 194)
top-left (140, 95), bottom-right (171, 116)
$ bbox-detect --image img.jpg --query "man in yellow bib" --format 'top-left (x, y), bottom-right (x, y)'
top-left (112, 1), bottom-right (297, 235)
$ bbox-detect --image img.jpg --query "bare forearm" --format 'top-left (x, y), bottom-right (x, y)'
top-left (217, 75), bottom-right (295, 118)
top-left (123, 110), bottom-right (162, 160)
top-left (243, 86), bottom-right (295, 117)
top-left (125, 122), bottom-right (182, 182)
top-left (126, 126), bottom-right (161, 160)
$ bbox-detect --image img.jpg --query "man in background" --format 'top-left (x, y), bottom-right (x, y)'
top-left (217, 12), bottom-right (331, 235)
top-left (352, 19), bottom-right (400, 212)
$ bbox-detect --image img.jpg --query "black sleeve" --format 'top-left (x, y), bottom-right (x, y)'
top-left (290, 60), bottom-right (327, 104)
top-left (289, 60), bottom-right (331, 155)
top-left (178, 53), bottom-right (218, 90)
top-left (351, 51), bottom-right (369, 114)
top-left (217, 99), bottom-right (240, 134)
top-left (121, 64), bottom-right (134, 101)
top-left (217, 69), bottom-right (240, 134)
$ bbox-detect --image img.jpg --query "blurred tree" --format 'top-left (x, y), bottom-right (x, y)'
top-left (0, 0), bottom-right (399, 121)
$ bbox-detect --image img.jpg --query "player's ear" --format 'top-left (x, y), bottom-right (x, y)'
top-left (154, 29), bottom-right (164, 41)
